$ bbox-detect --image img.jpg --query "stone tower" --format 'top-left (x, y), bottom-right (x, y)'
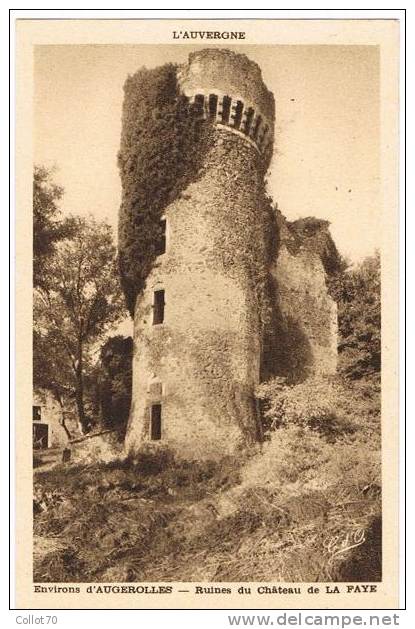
top-left (124, 49), bottom-right (275, 460)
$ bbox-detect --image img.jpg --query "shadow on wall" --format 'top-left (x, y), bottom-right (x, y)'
top-left (261, 275), bottom-right (313, 384)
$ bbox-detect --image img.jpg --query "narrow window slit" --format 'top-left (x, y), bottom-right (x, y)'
top-left (259, 124), bottom-right (269, 148)
top-left (251, 115), bottom-right (262, 141)
top-left (152, 289), bottom-right (165, 325)
top-left (156, 218), bottom-right (166, 256)
top-left (193, 94), bottom-right (205, 118)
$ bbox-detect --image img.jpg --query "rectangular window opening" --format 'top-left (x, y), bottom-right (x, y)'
top-left (152, 289), bottom-right (165, 325)
top-left (150, 403), bottom-right (162, 440)
top-left (156, 219), bottom-right (166, 256)
top-left (33, 405), bottom-right (42, 422)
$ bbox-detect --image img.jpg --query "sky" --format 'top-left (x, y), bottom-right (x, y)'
top-left (34, 44), bottom-right (380, 262)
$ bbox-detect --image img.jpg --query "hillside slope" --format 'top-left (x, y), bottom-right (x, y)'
top-left (33, 377), bottom-right (381, 584)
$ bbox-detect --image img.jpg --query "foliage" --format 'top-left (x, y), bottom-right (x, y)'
top-left (97, 335), bottom-right (133, 433)
top-left (256, 376), bottom-right (365, 441)
top-left (33, 411), bottom-right (381, 583)
top-left (238, 373), bottom-right (381, 581)
top-left (117, 64), bottom-right (214, 315)
top-left (329, 251), bottom-right (381, 379)
top-left (233, 431), bottom-right (381, 581)
top-left (33, 167), bottom-right (73, 403)
top-left (242, 425), bottom-right (380, 498)
top-left (33, 369), bottom-right (381, 583)
top-left (34, 214), bottom-right (125, 430)
top-left (33, 165), bottom-right (75, 289)
top-left (33, 329), bottom-right (74, 404)
top-left (33, 454), bottom-right (241, 582)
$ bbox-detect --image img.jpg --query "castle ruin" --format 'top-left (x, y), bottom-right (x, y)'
top-left (119, 49), bottom-right (338, 460)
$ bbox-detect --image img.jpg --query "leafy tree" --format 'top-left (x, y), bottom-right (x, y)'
top-left (33, 328), bottom-right (73, 403)
top-left (34, 215), bottom-right (125, 432)
top-left (33, 165), bottom-right (74, 289)
top-left (330, 251), bottom-right (381, 380)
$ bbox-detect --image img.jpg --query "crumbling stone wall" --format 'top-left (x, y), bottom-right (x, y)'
top-left (269, 214), bottom-right (338, 381)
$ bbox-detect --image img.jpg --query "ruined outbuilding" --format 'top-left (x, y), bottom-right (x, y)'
top-left (120, 49), bottom-right (339, 460)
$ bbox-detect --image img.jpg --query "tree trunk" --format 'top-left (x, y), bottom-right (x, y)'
top-left (75, 341), bottom-right (88, 433)
top-left (59, 416), bottom-right (73, 441)
top-left (55, 392), bottom-right (73, 441)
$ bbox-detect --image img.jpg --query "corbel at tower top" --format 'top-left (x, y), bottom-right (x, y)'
top-left (177, 49), bottom-right (275, 156)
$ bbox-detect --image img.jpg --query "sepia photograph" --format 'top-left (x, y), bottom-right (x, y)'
top-left (13, 17), bottom-right (400, 610)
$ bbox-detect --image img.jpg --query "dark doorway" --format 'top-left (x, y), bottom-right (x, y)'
top-left (150, 403), bottom-right (162, 440)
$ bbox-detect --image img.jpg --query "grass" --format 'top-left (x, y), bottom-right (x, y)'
top-left (33, 378), bottom-right (381, 583)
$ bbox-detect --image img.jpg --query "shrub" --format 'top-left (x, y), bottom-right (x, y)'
top-left (329, 252), bottom-right (381, 380)
top-left (33, 422), bottom-right (381, 583)
top-left (256, 376), bottom-right (359, 441)
top-left (242, 427), bottom-right (330, 491)
top-left (233, 411), bottom-right (381, 582)
top-left (240, 426), bottom-right (378, 498)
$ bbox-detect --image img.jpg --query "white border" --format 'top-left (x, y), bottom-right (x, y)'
top-left (5, 6), bottom-right (407, 627)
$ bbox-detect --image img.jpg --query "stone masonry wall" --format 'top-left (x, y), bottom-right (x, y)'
top-left (125, 129), bottom-right (272, 461)
top-left (178, 49), bottom-right (274, 123)
top-left (124, 49), bottom-right (337, 460)
top-left (270, 219), bottom-right (338, 380)
top-left (33, 389), bottom-right (79, 448)
top-left (178, 49), bottom-right (275, 164)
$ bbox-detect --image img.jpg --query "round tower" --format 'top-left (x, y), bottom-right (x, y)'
top-left (124, 49), bottom-right (275, 460)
